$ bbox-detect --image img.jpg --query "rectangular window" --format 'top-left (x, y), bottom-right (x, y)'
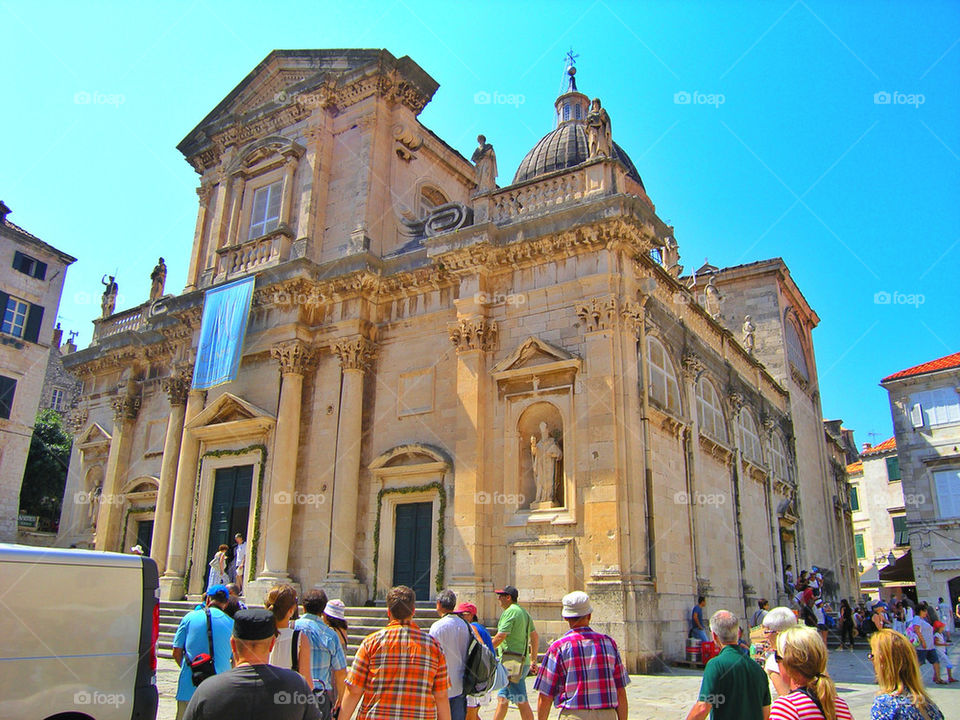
top-left (248, 180), bottom-right (283, 239)
top-left (910, 388), bottom-right (960, 428)
top-left (0, 375), bottom-right (15, 419)
top-left (849, 486), bottom-right (860, 512)
top-left (854, 533), bottom-right (865, 559)
top-left (934, 469), bottom-right (960, 519)
top-left (12, 251), bottom-right (46, 280)
top-left (886, 455), bottom-right (901, 482)
top-left (2, 296), bottom-right (29, 338)
top-left (892, 515), bottom-right (909, 546)
top-left (51, 388), bottom-right (64, 411)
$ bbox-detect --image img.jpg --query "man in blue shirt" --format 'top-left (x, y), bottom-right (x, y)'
top-left (690, 596), bottom-right (708, 642)
top-left (172, 584), bottom-right (234, 719)
top-left (295, 589), bottom-right (347, 714)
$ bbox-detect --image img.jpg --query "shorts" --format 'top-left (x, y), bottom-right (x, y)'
top-left (498, 662), bottom-right (530, 704)
top-left (817, 624), bottom-right (827, 631)
top-left (916, 647), bottom-right (939, 665)
top-left (467, 695), bottom-right (480, 708)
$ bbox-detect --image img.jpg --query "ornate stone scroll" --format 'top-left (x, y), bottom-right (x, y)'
top-left (271, 340), bottom-right (318, 376)
top-left (576, 295), bottom-right (618, 332)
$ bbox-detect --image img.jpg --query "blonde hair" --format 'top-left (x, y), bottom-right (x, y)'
top-left (776, 626), bottom-right (838, 720)
top-left (264, 584), bottom-right (298, 625)
top-left (869, 629), bottom-right (937, 719)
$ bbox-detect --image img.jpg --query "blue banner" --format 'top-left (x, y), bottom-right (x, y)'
top-left (192, 277), bottom-right (255, 389)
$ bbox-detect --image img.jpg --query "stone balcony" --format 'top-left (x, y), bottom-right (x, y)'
top-left (215, 226), bottom-right (293, 282)
top-left (489, 162), bottom-right (608, 224)
top-left (92, 304), bottom-right (146, 343)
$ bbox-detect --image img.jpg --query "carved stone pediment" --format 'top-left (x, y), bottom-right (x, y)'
top-left (77, 422), bottom-right (112, 450)
top-left (185, 392), bottom-right (276, 442)
top-left (491, 336), bottom-right (581, 392)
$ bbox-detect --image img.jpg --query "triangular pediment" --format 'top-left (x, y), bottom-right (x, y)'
top-left (186, 392), bottom-right (275, 431)
top-left (491, 336), bottom-right (576, 375)
top-left (78, 422), bottom-right (111, 447)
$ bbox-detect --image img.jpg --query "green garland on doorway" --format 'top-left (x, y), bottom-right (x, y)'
top-left (371, 481), bottom-right (446, 599)
top-left (122, 505), bottom-right (156, 553)
top-left (184, 443), bottom-right (268, 593)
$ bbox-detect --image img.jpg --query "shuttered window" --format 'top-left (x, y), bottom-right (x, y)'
top-left (850, 486), bottom-right (860, 512)
top-left (934, 469), bottom-right (960, 519)
top-left (910, 388), bottom-right (960, 428)
top-left (892, 515), bottom-right (909, 546)
top-left (12, 251), bottom-right (46, 280)
top-left (248, 180), bottom-right (283, 239)
top-left (0, 292), bottom-right (43, 342)
top-left (886, 455), bottom-right (901, 482)
top-left (0, 375), bottom-right (15, 419)
top-left (854, 533), bottom-right (865, 559)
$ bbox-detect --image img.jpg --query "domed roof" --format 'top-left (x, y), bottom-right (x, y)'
top-left (512, 123), bottom-right (644, 187)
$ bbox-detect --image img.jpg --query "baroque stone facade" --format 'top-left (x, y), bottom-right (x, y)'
top-left (57, 49), bottom-right (856, 669)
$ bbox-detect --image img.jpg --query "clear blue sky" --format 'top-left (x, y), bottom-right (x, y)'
top-left (2, 0), bottom-right (958, 448)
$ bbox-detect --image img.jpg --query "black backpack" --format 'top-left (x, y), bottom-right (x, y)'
top-left (462, 620), bottom-right (498, 696)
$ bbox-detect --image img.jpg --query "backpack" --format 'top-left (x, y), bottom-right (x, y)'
top-left (462, 620), bottom-right (498, 696)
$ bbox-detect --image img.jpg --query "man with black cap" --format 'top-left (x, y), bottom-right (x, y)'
top-left (492, 585), bottom-right (539, 720)
top-left (183, 608), bottom-right (320, 720)
top-left (534, 591), bottom-right (629, 720)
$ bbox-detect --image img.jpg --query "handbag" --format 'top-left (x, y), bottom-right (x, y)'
top-left (189, 609), bottom-right (216, 686)
top-left (501, 652), bottom-right (525, 684)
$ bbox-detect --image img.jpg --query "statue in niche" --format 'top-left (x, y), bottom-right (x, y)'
top-left (89, 479), bottom-right (102, 528)
top-left (530, 421), bottom-right (563, 507)
top-left (586, 98), bottom-right (612, 159)
top-left (149, 257), bottom-right (166, 302)
top-left (742, 315), bottom-right (756, 354)
top-left (471, 134), bottom-right (498, 194)
top-left (100, 275), bottom-right (118, 318)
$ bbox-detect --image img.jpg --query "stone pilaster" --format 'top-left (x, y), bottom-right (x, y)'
top-left (159, 387), bottom-right (206, 600)
top-left (681, 352), bottom-right (707, 584)
top-left (94, 381), bottom-right (141, 551)
top-left (186, 183), bottom-right (214, 290)
top-left (150, 369), bottom-right (190, 575)
top-left (225, 171), bottom-right (247, 247)
top-left (325, 336), bottom-right (375, 604)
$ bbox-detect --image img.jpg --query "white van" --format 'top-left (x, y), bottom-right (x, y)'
top-left (0, 544), bottom-right (159, 720)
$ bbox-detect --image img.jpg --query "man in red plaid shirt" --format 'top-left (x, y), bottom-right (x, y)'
top-left (340, 585), bottom-right (452, 720)
top-left (533, 591), bottom-right (629, 720)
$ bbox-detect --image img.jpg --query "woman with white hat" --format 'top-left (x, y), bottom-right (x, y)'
top-left (323, 599), bottom-right (349, 650)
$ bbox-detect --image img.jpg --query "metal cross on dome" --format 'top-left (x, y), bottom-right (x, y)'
top-left (565, 48), bottom-right (579, 68)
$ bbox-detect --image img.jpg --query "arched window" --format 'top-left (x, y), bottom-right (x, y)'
top-left (785, 316), bottom-right (809, 382)
top-left (770, 432), bottom-right (789, 481)
top-left (738, 407), bottom-right (762, 463)
top-left (418, 185), bottom-right (448, 219)
top-left (697, 377), bottom-right (727, 441)
top-left (563, 103), bottom-right (571, 121)
top-left (646, 337), bottom-right (680, 413)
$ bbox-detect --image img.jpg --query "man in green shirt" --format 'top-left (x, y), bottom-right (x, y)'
top-left (491, 585), bottom-right (539, 720)
top-left (685, 610), bottom-right (770, 720)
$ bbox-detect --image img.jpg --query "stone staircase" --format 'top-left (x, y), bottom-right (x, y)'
top-left (158, 600), bottom-right (443, 664)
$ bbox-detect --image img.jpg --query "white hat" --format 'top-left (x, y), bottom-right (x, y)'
top-left (561, 591), bottom-right (593, 618)
top-left (324, 599), bottom-right (346, 620)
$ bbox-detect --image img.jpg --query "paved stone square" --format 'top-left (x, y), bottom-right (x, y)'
top-left (157, 640), bottom-right (959, 719)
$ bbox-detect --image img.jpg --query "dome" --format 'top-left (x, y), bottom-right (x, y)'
top-left (512, 123), bottom-right (644, 187)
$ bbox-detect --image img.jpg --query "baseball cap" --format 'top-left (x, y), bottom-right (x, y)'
top-left (207, 584), bottom-right (229, 600)
top-left (455, 601), bottom-right (478, 615)
top-left (561, 591), bottom-right (593, 618)
top-left (324, 599), bottom-right (346, 621)
top-left (495, 585), bottom-right (518, 601)
top-left (233, 608), bottom-right (277, 640)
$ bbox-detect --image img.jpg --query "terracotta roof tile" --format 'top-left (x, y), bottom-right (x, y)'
top-left (846, 461), bottom-right (863, 475)
top-left (862, 437), bottom-right (896, 456)
top-left (883, 351), bottom-right (960, 383)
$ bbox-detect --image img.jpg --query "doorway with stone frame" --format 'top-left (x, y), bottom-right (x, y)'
top-left (204, 465), bottom-right (253, 583)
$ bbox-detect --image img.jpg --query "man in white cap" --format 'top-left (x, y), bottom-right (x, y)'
top-left (533, 591), bottom-right (629, 720)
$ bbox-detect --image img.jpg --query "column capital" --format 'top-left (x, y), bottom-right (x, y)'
top-left (112, 383), bottom-right (142, 421)
top-left (161, 370), bottom-right (191, 406)
top-left (196, 182), bottom-right (215, 204)
top-left (621, 300), bottom-right (644, 338)
top-left (448, 317), bottom-right (498, 353)
top-left (681, 352), bottom-right (706, 382)
top-left (66, 406), bottom-right (89, 437)
top-left (576, 295), bottom-right (618, 333)
top-left (726, 391), bottom-right (745, 418)
top-left (271, 340), bottom-right (317, 376)
top-left (332, 336), bottom-right (377, 371)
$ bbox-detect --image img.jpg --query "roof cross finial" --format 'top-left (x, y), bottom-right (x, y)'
top-left (563, 48), bottom-right (579, 92)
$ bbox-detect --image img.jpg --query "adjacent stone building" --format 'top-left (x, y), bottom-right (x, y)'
top-left (39, 324), bottom-right (82, 414)
top-left (0, 201), bottom-right (76, 540)
top-left (880, 352), bottom-right (960, 606)
top-left (57, 50), bottom-right (856, 668)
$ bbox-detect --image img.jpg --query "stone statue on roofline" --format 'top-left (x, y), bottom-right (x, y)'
top-left (704, 276), bottom-right (722, 319)
top-left (100, 275), bottom-right (118, 318)
top-left (742, 315), bottom-right (756, 354)
top-left (471, 134), bottom-right (497, 194)
top-left (149, 257), bottom-right (166, 302)
top-left (586, 98), bottom-right (612, 159)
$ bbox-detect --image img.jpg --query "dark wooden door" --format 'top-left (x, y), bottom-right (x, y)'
top-left (392, 502), bottom-right (433, 599)
top-left (206, 465), bottom-right (253, 568)
top-left (136, 520), bottom-right (154, 556)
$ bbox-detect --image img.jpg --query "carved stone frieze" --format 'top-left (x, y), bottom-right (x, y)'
top-left (448, 318), bottom-right (498, 353)
top-left (576, 295), bottom-right (618, 333)
top-left (332, 336), bottom-right (377, 371)
top-left (271, 340), bottom-right (318, 376)
top-left (66, 406), bottom-right (89, 437)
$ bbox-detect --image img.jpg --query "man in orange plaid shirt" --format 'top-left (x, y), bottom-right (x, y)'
top-left (340, 585), bottom-right (452, 720)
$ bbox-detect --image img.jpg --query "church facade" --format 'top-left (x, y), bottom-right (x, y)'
top-left (58, 49), bottom-right (856, 669)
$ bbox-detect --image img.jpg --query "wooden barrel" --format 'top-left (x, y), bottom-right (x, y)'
top-left (685, 637), bottom-right (702, 663)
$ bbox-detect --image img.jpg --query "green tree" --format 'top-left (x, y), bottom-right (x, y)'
top-left (19, 408), bottom-right (72, 529)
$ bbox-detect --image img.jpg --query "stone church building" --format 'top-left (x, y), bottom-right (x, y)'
top-left (58, 49), bottom-right (856, 668)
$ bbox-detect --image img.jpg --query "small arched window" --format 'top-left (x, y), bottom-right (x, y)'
top-left (563, 103), bottom-right (571, 120)
top-left (770, 433), bottom-right (789, 481)
top-left (418, 185), bottom-right (448, 219)
top-left (786, 316), bottom-right (809, 382)
top-left (697, 377), bottom-right (727, 441)
top-left (738, 407), bottom-right (763, 463)
top-left (646, 337), bottom-right (680, 413)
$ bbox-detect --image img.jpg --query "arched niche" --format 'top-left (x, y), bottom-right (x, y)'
top-left (517, 402), bottom-right (565, 509)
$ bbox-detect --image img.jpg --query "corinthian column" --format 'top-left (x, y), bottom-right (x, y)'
top-left (150, 370), bottom-right (190, 575)
top-left (257, 340), bottom-right (315, 585)
top-left (325, 336), bottom-right (375, 605)
top-left (95, 381), bottom-right (141, 552)
top-left (159, 387), bottom-right (206, 600)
